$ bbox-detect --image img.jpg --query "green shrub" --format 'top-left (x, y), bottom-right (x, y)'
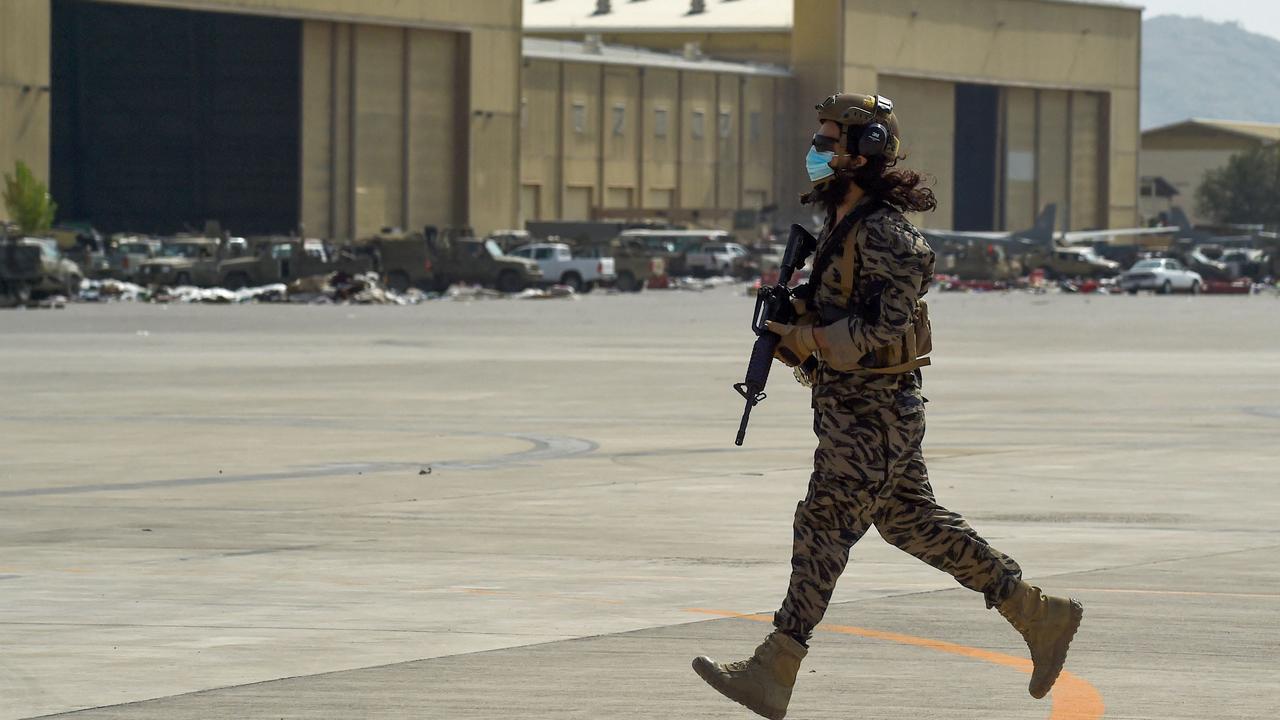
top-left (2, 161), bottom-right (58, 236)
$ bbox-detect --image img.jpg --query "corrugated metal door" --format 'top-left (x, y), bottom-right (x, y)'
top-left (51, 0), bottom-right (299, 234)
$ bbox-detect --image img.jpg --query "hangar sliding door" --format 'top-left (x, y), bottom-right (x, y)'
top-left (51, 0), bottom-right (300, 235)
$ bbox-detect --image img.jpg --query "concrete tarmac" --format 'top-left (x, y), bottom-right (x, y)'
top-left (1, 288), bottom-right (1277, 719)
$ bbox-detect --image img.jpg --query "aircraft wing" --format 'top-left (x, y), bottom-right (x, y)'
top-left (1058, 227), bottom-right (1177, 242)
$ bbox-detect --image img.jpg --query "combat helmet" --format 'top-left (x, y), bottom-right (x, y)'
top-left (811, 92), bottom-right (901, 189)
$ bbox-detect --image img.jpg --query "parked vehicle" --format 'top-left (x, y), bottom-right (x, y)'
top-left (359, 229), bottom-right (542, 293)
top-left (486, 229), bottom-right (534, 253)
top-left (1118, 258), bottom-right (1203, 294)
top-left (508, 242), bottom-right (615, 292)
top-left (617, 229), bottom-right (734, 276)
top-left (686, 241), bottom-right (750, 277)
top-left (574, 236), bottom-right (664, 292)
top-left (138, 237), bottom-right (224, 287)
top-left (0, 236), bottom-right (83, 303)
top-left (217, 237), bottom-right (371, 289)
top-left (52, 225), bottom-right (111, 279)
top-left (108, 236), bottom-right (163, 281)
top-left (1031, 246), bottom-right (1121, 279)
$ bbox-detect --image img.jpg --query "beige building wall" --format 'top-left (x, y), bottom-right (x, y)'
top-left (299, 22), bottom-right (468, 239)
top-left (878, 76), bottom-right (955, 230)
top-left (2, 0), bottom-right (521, 235)
top-left (793, 0), bottom-right (1140, 230)
top-left (679, 72), bottom-right (717, 211)
top-left (532, 31), bottom-right (790, 67)
top-left (519, 60), bottom-right (561, 223)
top-left (561, 62), bottom-right (604, 220)
top-left (641, 68), bottom-right (681, 209)
top-left (0, 0), bottom-right (52, 224)
top-left (1069, 92), bottom-right (1105, 230)
top-left (602, 67), bottom-right (641, 209)
top-left (517, 48), bottom-right (787, 225)
top-left (1140, 128), bottom-right (1269, 226)
top-left (715, 75), bottom-right (742, 211)
top-left (741, 77), bottom-right (776, 209)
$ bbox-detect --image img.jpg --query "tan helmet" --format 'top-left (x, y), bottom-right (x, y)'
top-left (815, 92), bottom-right (901, 162)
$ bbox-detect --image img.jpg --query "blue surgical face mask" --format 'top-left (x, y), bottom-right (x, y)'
top-left (806, 146), bottom-right (836, 182)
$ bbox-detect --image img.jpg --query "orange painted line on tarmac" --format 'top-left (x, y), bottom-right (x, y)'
top-left (686, 608), bottom-right (1104, 720)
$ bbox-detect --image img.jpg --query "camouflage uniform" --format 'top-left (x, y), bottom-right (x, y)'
top-left (773, 199), bottom-right (1023, 644)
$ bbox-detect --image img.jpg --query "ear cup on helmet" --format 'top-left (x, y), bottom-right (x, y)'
top-left (857, 122), bottom-right (890, 158)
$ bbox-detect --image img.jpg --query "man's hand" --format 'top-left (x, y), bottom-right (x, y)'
top-left (766, 321), bottom-right (831, 355)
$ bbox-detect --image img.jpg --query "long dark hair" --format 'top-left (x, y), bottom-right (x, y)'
top-left (852, 153), bottom-right (938, 214)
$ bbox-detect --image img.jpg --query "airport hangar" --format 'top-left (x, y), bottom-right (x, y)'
top-left (526, 0), bottom-right (1143, 232)
top-left (1, 0), bottom-right (1139, 238)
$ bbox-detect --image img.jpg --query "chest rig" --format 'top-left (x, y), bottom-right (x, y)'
top-left (808, 202), bottom-right (932, 375)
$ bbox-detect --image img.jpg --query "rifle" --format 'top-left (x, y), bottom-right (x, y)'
top-left (733, 224), bottom-right (818, 446)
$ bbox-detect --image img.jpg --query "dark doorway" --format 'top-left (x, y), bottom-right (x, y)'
top-left (51, 0), bottom-right (300, 235)
top-left (952, 83), bottom-right (1000, 231)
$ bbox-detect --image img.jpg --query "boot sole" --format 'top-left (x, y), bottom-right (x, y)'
top-left (691, 657), bottom-right (786, 720)
top-left (1030, 599), bottom-right (1084, 699)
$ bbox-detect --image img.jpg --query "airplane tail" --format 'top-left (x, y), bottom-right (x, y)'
top-left (1025, 204), bottom-right (1056, 243)
top-left (1169, 206), bottom-right (1194, 233)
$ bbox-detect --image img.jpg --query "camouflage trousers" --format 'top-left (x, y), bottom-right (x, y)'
top-left (773, 377), bottom-right (1023, 643)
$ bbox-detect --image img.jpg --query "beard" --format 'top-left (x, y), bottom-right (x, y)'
top-left (811, 173), bottom-right (854, 211)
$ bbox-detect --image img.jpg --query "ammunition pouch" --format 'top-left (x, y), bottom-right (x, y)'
top-left (816, 300), bottom-right (932, 375)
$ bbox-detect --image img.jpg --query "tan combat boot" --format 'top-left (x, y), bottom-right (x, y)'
top-left (692, 631), bottom-right (807, 720)
top-left (997, 581), bottom-right (1084, 699)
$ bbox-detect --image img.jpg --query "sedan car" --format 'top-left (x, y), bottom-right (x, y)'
top-left (1118, 258), bottom-right (1203, 294)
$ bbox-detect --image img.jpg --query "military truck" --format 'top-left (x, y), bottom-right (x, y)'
top-left (1027, 245), bottom-right (1121, 279)
top-left (360, 229), bottom-right (542, 293)
top-left (0, 236), bottom-right (84, 304)
top-left (572, 236), bottom-right (663, 292)
top-left (934, 239), bottom-right (1025, 281)
top-left (137, 237), bottom-right (224, 286)
top-left (217, 237), bottom-right (372, 289)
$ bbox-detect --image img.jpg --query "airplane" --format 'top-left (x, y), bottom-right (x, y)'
top-left (920, 204), bottom-right (1057, 253)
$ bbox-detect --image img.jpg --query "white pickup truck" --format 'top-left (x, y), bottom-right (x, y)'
top-left (509, 242), bottom-right (616, 293)
top-left (685, 241), bottom-right (750, 277)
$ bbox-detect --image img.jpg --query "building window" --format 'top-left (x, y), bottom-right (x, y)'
top-left (572, 102), bottom-right (587, 134)
top-left (750, 112), bottom-right (761, 143)
top-left (718, 111), bottom-right (731, 139)
top-left (692, 110), bottom-right (705, 139)
top-left (612, 103), bottom-right (626, 136)
top-left (654, 107), bottom-right (668, 138)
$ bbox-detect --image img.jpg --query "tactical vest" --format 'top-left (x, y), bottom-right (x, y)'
top-left (814, 204), bottom-right (932, 375)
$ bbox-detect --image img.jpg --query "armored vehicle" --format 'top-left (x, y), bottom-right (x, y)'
top-left (0, 236), bottom-right (84, 303)
top-left (573, 236), bottom-right (663, 292)
top-left (361, 229), bottom-right (542, 293)
top-left (217, 237), bottom-right (372, 289)
top-left (138, 237), bottom-right (223, 286)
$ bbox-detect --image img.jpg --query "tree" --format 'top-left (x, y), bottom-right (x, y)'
top-left (2, 161), bottom-right (58, 236)
top-left (1195, 145), bottom-right (1280, 227)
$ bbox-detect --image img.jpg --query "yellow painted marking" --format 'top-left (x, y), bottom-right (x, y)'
top-left (687, 609), bottom-right (1104, 720)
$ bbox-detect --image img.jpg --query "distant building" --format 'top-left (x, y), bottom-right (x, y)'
top-left (528, 0), bottom-right (1143, 232)
top-left (1140, 118), bottom-right (1280, 226)
top-left (519, 37), bottom-right (789, 227)
top-left (524, 0), bottom-right (791, 66)
top-left (1, 0), bottom-right (523, 238)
